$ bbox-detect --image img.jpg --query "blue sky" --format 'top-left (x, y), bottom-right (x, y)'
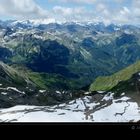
top-left (35, 0), bottom-right (131, 9)
top-left (0, 0), bottom-right (140, 25)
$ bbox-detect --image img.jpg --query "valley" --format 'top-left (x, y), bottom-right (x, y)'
top-left (0, 20), bottom-right (140, 122)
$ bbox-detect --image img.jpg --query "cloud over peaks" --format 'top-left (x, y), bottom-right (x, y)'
top-left (0, 0), bottom-right (48, 19)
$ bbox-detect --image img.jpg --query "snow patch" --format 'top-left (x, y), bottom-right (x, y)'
top-left (39, 90), bottom-right (46, 93)
top-left (93, 99), bottom-right (140, 122)
top-left (0, 94), bottom-right (139, 122)
top-left (1, 92), bottom-right (7, 95)
top-left (98, 91), bottom-right (105, 94)
top-left (84, 92), bottom-right (90, 95)
top-left (102, 92), bottom-right (114, 101)
top-left (56, 91), bottom-right (61, 94)
top-left (7, 87), bottom-right (25, 94)
top-left (121, 93), bottom-right (125, 96)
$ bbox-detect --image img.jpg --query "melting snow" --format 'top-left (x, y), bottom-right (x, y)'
top-left (98, 91), bottom-right (105, 94)
top-left (0, 94), bottom-right (139, 122)
top-left (1, 92), bottom-right (7, 95)
top-left (121, 93), bottom-right (125, 96)
top-left (84, 92), bottom-right (90, 95)
top-left (7, 87), bottom-right (25, 94)
top-left (39, 90), bottom-right (46, 93)
top-left (102, 92), bottom-right (114, 101)
top-left (93, 100), bottom-right (139, 122)
top-left (56, 91), bottom-right (61, 94)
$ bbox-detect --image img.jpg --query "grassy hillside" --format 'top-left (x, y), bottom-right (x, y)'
top-left (90, 60), bottom-right (140, 91)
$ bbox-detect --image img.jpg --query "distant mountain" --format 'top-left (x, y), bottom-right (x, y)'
top-left (0, 20), bottom-right (140, 108)
top-left (0, 20), bottom-right (140, 91)
top-left (1, 20), bottom-right (140, 122)
top-left (0, 19), bottom-right (139, 31)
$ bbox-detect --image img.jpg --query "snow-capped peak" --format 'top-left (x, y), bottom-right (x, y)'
top-left (11, 18), bottom-right (56, 26)
top-left (30, 18), bottom-right (56, 25)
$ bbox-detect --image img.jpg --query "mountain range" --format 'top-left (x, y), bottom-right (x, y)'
top-left (0, 20), bottom-right (140, 110)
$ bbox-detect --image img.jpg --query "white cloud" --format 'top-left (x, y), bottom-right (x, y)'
top-left (53, 6), bottom-right (85, 16)
top-left (114, 0), bottom-right (125, 3)
top-left (120, 7), bottom-right (130, 15)
top-left (133, 0), bottom-right (140, 18)
top-left (0, 0), bottom-right (140, 25)
top-left (49, 0), bottom-right (96, 4)
top-left (52, 6), bottom-right (88, 22)
top-left (96, 3), bottom-right (110, 17)
top-left (96, 3), bottom-right (106, 12)
top-left (114, 6), bottom-right (131, 24)
top-left (51, 3), bottom-right (132, 25)
top-left (0, 0), bottom-right (48, 19)
top-left (53, 6), bottom-right (73, 16)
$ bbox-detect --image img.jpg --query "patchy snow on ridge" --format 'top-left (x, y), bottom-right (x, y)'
top-left (102, 92), bottom-right (114, 101)
top-left (30, 18), bottom-right (56, 25)
top-left (93, 101), bottom-right (139, 122)
top-left (98, 91), bottom-right (105, 94)
top-left (39, 90), bottom-right (46, 93)
top-left (1, 92), bottom-right (7, 95)
top-left (121, 93), bottom-right (125, 96)
top-left (7, 87), bottom-right (25, 94)
top-left (0, 93), bottom-right (140, 122)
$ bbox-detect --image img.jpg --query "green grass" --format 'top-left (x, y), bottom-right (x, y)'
top-left (28, 72), bottom-right (71, 90)
top-left (90, 60), bottom-right (140, 91)
top-left (11, 55), bottom-right (27, 63)
top-left (28, 72), bottom-right (89, 90)
top-left (10, 64), bottom-right (90, 90)
top-left (28, 72), bottom-right (47, 89)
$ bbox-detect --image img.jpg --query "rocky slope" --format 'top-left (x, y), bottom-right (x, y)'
top-left (0, 92), bottom-right (139, 122)
top-left (90, 60), bottom-right (140, 92)
top-left (90, 61), bottom-right (140, 111)
top-left (0, 62), bottom-right (86, 108)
